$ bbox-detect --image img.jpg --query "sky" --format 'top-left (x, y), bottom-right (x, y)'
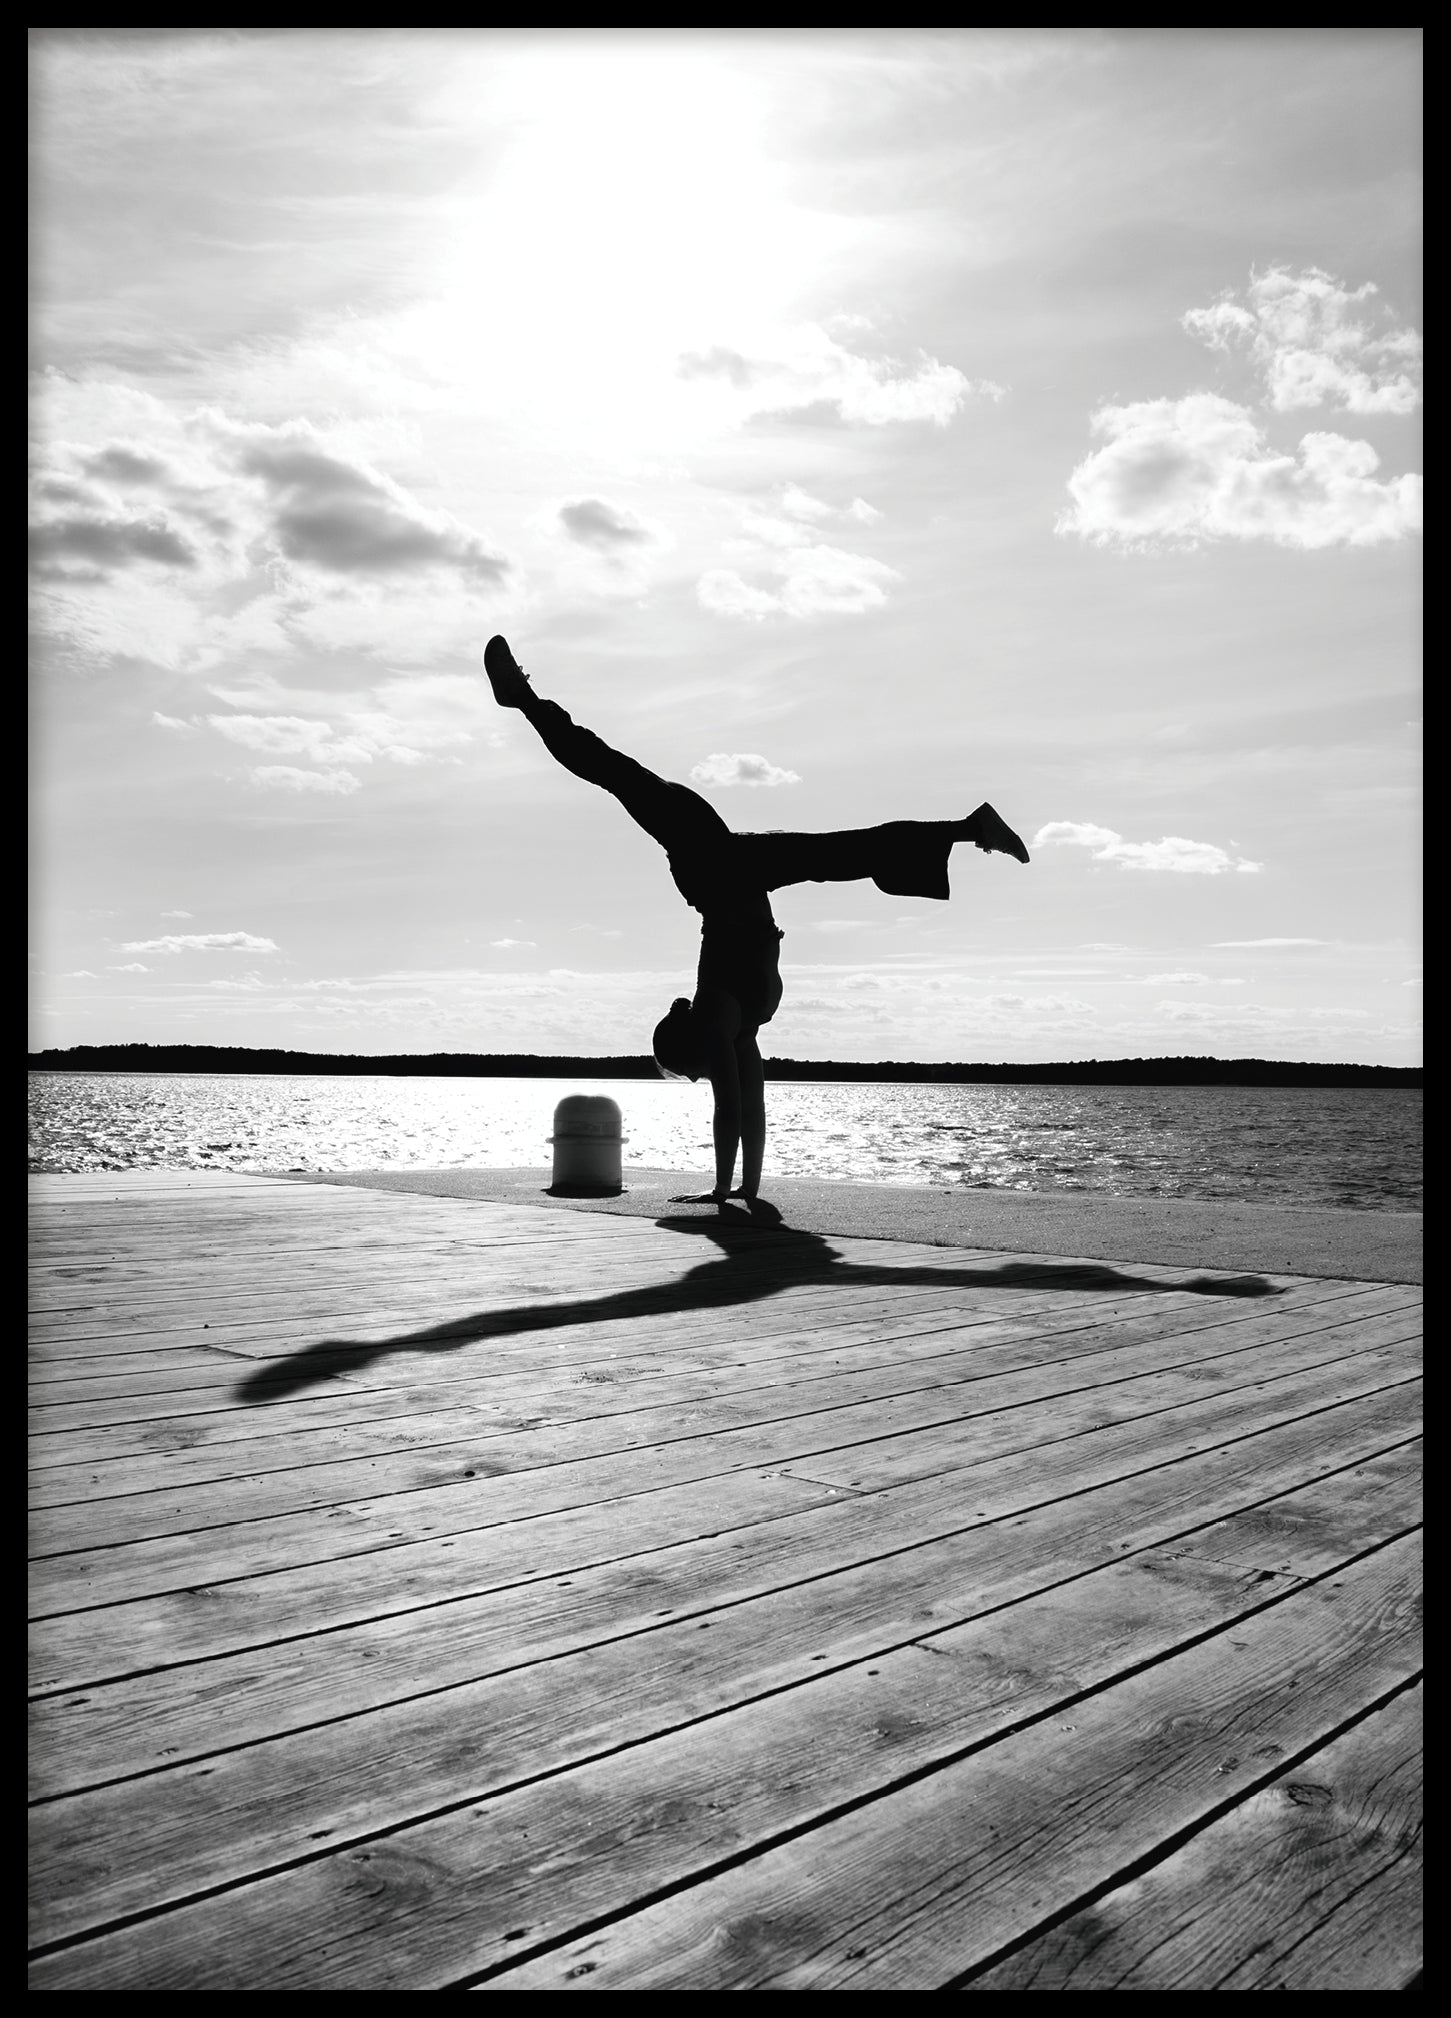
top-left (30, 28), bottom-right (1422, 1065)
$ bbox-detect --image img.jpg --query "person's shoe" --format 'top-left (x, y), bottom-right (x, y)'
top-left (483, 635), bottom-right (531, 708)
top-left (970, 803), bottom-right (1030, 863)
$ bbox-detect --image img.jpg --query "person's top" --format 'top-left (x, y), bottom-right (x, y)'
top-left (665, 833), bottom-right (785, 1029)
top-left (695, 895), bottom-right (785, 1028)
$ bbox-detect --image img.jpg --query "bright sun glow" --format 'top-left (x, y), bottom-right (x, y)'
top-left (386, 45), bottom-right (849, 451)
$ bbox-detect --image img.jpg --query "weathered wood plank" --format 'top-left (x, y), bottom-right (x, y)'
top-left (27, 1440), bottom-right (1419, 1953)
top-left (782, 1326), bottom-right (1419, 1496)
top-left (29, 1534), bottom-right (1420, 1989)
top-left (31, 1286), bottom-right (1413, 1492)
top-left (29, 1296), bottom-right (1406, 1602)
top-left (29, 1383), bottom-right (1419, 1790)
top-left (30, 1279), bottom-right (1396, 1452)
top-left (28, 1294), bottom-right (1418, 1544)
top-left (27, 1328), bottom-right (1420, 1698)
top-left (470, 1535), bottom-right (1420, 1994)
top-left (964, 1680), bottom-right (1422, 1990)
top-left (25, 1275), bottom-right (1187, 1398)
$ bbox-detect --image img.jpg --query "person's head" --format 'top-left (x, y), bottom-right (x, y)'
top-left (653, 996), bottom-right (702, 1081)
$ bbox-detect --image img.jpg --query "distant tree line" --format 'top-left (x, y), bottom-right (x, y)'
top-left (26, 1043), bottom-right (1421, 1088)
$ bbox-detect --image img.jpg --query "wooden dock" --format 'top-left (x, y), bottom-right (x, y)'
top-left (29, 1170), bottom-right (1422, 1990)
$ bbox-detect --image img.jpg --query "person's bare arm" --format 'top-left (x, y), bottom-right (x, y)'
top-left (735, 1028), bottom-right (766, 1199)
top-left (679, 989), bottom-right (743, 1202)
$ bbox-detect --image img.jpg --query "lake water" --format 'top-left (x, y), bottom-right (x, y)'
top-left (27, 1071), bottom-right (1421, 1212)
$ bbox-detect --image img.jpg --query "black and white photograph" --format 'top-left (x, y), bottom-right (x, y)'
top-left (30, 28), bottom-right (1421, 1990)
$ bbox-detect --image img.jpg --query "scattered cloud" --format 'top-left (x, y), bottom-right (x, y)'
top-left (677, 323), bottom-right (1001, 429)
top-left (698, 492), bottom-right (900, 620)
top-left (221, 417), bottom-right (510, 582)
top-left (161, 910), bottom-right (192, 919)
top-left (1211, 937), bottom-right (1328, 947)
top-left (1143, 971), bottom-right (1211, 986)
top-left (206, 973), bottom-right (269, 991)
top-left (555, 497), bottom-right (662, 552)
top-left (1183, 267), bottom-right (1422, 415)
top-left (1058, 394), bottom-right (1421, 550)
top-left (107, 962), bottom-right (150, 972)
top-left (489, 937), bottom-right (537, 949)
top-left (689, 751), bottom-right (802, 788)
top-left (249, 764), bottom-right (362, 795)
top-left (30, 512), bottom-right (198, 581)
top-left (202, 706), bottom-right (469, 791)
top-left (119, 931), bottom-right (279, 953)
top-left (1033, 821), bottom-right (1262, 875)
top-left (151, 712), bottom-right (196, 732)
top-left (30, 385), bottom-right (518, 670)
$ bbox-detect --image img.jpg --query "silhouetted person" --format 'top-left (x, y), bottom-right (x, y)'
top-left (484, 636), bottom-right (1028, 1218)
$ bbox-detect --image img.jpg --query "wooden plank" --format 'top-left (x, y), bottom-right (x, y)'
top-left (780, 1323), bottom-right (1419, 1497)
top-left (965, 1680), bottom-right (1421, 1990)
top-left (26, 1272), bottom-right (1003, 1350)
top-left (29, 1530), bottom-right (1420, 1988)
top-left (29, 1292), bottom-right (1419, 1516)
top-left (27, 1327), bottom-right (1420, 1696)
top-left (30, 1286), bottom-right (1413, 1480)
top-left (468, 1535), bottom-right (1420, 1994)
top-left (29, 1278), bottom-right (1392, 1445)
top-left (27, 1305), bottom-right (1418, 1574)
top-left (30, 1296), bottom-right (1405, 1609)
top-left (29, 1384), bottom-right (1419, 1791)
top-left (26, 1276), bottom-right (1178, 1394)
top-left (26, 1438), bottom-right (1419, 1954)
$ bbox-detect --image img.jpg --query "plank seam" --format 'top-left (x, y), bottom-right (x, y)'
top-left (25, 1362), bottom-right (1421, 1579)
top-left (26, 1429), bottom-right (1422, 1783)
top-left (23, 1528), bottom-right (1422, 1967)
top-left (941, 1668), bottom-right (1425, 1993)
top-left (27, 1318), bottom-right (1422, 1518)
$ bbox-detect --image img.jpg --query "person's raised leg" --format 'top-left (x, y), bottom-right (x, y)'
top-left (483, 634), bottom-right (724, 857)
top-left (733, 804), bottom-right (1028, 903)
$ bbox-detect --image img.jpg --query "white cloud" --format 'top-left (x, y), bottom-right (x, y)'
top-left (30, 384), bottom-right (519, 672)
top-left (215, 414), bottom-right (510, 582)
top-left (690, 751), bottom-right (802, 788)
top-left (107, 962), bottom-right (149, 973)
top-left (776, 484), bottom-right (835, 522)
top-left (554, 496), bottom-right (666, 553)
top-left (1033, 821), bottom-right (1262, 875)
top-left (1211, 937), bottom-right (1328, 947)
top-left (1058, 394), bottom-right (1421, 550)
top-left (249, 764), bottom-right (362, 795)
top-left (161, 910), bottom-right (192, 919)
top-left (151, 711), bottom-right (196, 732)
top-left (1183, 267), bottom-right (1422, 415)
top-left (698, 504), bottom-right (901, 622)
top-left (490, 937), bottom-right (537, 948)
top-left (1143, 971), bottom-right (1211, 986)
top-left (676, 324), bottom-right (1000, 429)
top-left (120, 931), bottom-right (279, 953)
top-left (207, 973), bottom-right (269, 991)
top-left (204, 706), bottom-right (467, 785)
top-left (210, 714), bottom-right (375, 765)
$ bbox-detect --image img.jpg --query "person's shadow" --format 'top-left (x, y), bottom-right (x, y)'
top-left (234, 1207), bottom-right (1282, 1405)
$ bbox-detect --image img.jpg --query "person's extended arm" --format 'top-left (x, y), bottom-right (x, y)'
top-left (702, 1021), bottom-right (742, 1198)
top-left (735, 1030), bottom-right (766, 1200)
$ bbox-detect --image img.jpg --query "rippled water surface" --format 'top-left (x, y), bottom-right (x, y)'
top-left (28, 1071), bottom-right (1421, 1212)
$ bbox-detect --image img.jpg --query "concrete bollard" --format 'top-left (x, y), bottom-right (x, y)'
top-left (548, 1095), bottom-right (624, 1195)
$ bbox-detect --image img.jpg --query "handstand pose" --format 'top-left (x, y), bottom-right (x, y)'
top-left (484, 636), bottom-right (1028, 1218)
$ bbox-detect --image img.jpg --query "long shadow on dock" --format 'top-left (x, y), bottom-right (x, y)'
top-left (236, 1211), bottom-right (1281, 1406)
